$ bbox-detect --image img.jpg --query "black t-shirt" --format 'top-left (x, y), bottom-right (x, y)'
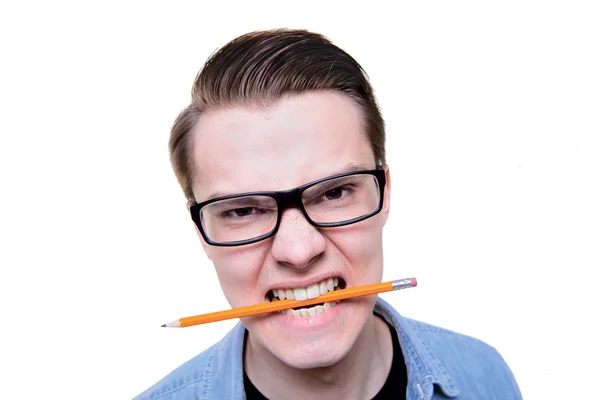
top-left (244, 320), bottom-right (407, 400)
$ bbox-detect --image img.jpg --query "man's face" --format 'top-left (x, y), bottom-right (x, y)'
top-left (190, 91), bottom-right (391, 369)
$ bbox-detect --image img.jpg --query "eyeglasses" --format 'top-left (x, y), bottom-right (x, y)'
top-left (190, 166), bottom-right (386, 247)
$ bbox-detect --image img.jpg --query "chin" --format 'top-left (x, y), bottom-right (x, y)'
top-left (245, 295), bottom-right (376, 371)
top-left (275, 337), bottom-right (352, 370)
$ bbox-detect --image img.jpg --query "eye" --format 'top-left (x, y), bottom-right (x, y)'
top-left (324, 187), bottom-right (344, 200)
top-left (232, 207), bottom-right (253, 217)
top-left (223, 207), bottom-right (262, 218)
top-left (315, 185), bottom-right (355, 204)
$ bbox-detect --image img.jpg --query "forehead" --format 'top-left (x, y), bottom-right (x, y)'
top-left (190, 91), bottom-right (376, 202)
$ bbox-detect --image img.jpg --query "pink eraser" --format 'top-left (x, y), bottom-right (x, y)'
top-left (410, 277), bottom-right (417, 287)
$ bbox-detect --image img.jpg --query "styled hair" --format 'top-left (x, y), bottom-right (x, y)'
top-left (169, 29), bottom-right (385, 201)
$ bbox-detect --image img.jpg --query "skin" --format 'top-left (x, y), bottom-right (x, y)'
top-left (189, 91), bottom-right (393, 399)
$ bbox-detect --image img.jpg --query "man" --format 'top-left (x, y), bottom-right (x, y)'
top-left (136, 29), bottom-right (522, 399)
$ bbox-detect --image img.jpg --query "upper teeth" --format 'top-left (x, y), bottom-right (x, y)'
top-left (271, 277), bottom-right (339, 301)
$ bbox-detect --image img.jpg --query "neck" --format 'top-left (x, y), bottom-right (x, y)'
top-left (244, 314), bottom-right (393, 400)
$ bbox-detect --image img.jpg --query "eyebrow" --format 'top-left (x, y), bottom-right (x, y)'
top-left (206, 196), bottom-right (276, 209)
top-left (203, 163), bottom-right (375, 201)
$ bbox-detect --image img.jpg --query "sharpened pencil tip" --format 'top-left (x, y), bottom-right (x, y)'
top-left (161, 320), bottom-right (182, 327)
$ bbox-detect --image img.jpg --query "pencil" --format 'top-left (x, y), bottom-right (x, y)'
top-left (162, 277), bottom-right (417, 328)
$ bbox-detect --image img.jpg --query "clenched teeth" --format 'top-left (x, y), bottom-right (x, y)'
top-left (279, 301), bottom-right (338, 317)
top-left (270, 277), bottom-right (340, 301)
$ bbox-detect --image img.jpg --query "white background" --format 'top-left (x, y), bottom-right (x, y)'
top-left (1, 1), bottom-right (598, 399)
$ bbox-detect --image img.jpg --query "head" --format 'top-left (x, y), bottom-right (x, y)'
top-left (169, 29), bottom-right (391, 369)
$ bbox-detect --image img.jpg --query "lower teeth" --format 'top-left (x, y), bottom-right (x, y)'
top-left (279, 301), bottom-right (337, 317)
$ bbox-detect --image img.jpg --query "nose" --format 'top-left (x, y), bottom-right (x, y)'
top-left (270, 208), bottom-right (327, 270)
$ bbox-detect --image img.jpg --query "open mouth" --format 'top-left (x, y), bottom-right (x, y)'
top-left (267, 277), bottom-right (347, 317)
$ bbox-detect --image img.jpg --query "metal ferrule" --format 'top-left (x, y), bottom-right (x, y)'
top-left (392, 278), bottom-right (413, 291)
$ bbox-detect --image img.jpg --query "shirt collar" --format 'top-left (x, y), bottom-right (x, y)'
top-left (374, 297), bottom-right (460, 399)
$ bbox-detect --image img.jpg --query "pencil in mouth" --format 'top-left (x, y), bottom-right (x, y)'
top-left (163, 278), bottom-right (415, 327)
top-left (267, 277), bottom-right (347, 315)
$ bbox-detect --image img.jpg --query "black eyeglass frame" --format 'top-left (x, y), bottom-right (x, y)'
top-left (189, 166), bottom-right (386, 247)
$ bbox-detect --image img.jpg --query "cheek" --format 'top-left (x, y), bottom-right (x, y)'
top-left (210, 245), bottom-right (269, 306)
top-left (328, 218), bottom-right (384, 276)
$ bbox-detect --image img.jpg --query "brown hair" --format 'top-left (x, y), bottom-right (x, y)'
top-left (169, 29), bottom-right (386, 201)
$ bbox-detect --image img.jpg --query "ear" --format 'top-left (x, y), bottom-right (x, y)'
top-left (186, 200), bottom-right (212, 260)
top-left (381, 164), bottom-right (392, 224)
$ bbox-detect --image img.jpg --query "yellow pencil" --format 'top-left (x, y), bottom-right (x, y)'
top-left (162, 277), bottom-right (417, 328)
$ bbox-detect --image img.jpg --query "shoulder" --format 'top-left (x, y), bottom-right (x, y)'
top-left (403, 317), bottom-right (522, 399)
top-left (376, 297), bottom-right (521, 398)
top-left (133, 324), bottom-right (245, 400)
top-left (133, 345), bottom-right (216, 400)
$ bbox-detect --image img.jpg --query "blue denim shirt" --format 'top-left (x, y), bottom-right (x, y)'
top-left (135, 298), bottom-right (522, 399)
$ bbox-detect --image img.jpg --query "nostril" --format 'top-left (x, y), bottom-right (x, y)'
top-left (308, 253), bottom-right (323, 266)
top-left (273, 246), bottom-right (325, 271)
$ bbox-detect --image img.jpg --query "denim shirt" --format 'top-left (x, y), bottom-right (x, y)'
top-left (135, 298), bottom-right (522, 400)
